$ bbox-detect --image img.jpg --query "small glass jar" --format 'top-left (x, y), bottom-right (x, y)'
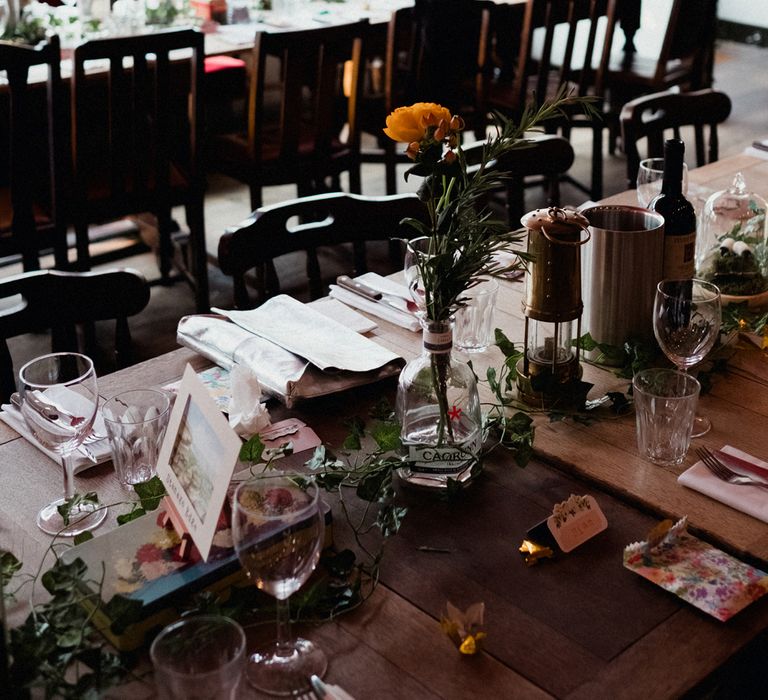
top-left (696, 173), bottom-right (768, 300)
top-left (396, 318), bottom-right (482, 490)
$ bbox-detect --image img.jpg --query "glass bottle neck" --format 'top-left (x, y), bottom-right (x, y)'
top-left (421, 319), bottom-right (453, 355)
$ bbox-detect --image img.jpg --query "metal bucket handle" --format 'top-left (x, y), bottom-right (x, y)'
top-left (541, 207), bottom-right (592, 247)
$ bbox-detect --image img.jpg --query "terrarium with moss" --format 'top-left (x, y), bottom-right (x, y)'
top-left (696, 173), bottom-right (768, 301)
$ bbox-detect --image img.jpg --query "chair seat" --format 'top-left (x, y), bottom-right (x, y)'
top-left (0, 187), bottom-right (53, 233)
top-left (207, 130), bottom-right (353, 185)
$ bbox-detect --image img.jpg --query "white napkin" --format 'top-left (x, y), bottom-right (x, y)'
top-left (212, 295), bottom-right (400, 373)
top-left (0, 402), bottom-right (111, 474)
top-left (328, 273), bottom-right (421, 332)
top-left (227, 365), bottom-right (271, 438)
top-left (678, 445), bottom-right (768, 523)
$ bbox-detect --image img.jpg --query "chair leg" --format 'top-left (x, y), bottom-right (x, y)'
top-left (52, 223), bottom-right (69, 270)
top-left (74, 219), bottom-right (91, 271)
top-left (234, 272), bottom-right (251, 309)
top-left (385, 142), bottom-right (398, 195)
top-left (591, 126), bottom-right (604, 202)
top-left (115, 317), bottom-right (133, 368)
top-left (249, 183), bottom-right (263, 212)
top-left (348, 160), bottom-right (362, 195)
top-left (186, 198), bottom-right (210, 313)
top-left (157, 210), bottom-right (175, 283)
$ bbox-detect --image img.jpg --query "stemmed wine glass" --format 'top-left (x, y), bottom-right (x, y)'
top-left (636, 158), bottom-right (689, 207)
top-left (232, 472), bottom-right (326, 696)
top-left (652, 279), bottom-right (721, 437)
top-left (18, 352), bottom-right (107, 536)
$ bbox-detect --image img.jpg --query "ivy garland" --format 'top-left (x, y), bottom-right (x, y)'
top-left (1, 328), bottom-right (639, 695)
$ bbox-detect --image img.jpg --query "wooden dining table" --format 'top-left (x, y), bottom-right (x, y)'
top-left (3, 151), bottom-right (768, 698)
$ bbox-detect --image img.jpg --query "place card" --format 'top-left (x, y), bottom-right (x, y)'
top-left (524, 494), bottom-right (607, 559)
top-left (156, 365), bottom-right (242, 561)
top-left (624, 517), bottom-right (768, 621)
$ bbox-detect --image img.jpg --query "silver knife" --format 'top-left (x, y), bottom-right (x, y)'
top-left (336, 275), bottom-right (417, 314)
top-left (714, 449), bottom-right (768, 482)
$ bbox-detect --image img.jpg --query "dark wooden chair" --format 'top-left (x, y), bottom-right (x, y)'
top-left (70, 28), bottom-right (209, 312)
top-left (0, 35), bottom-right (68, 272)
top-left (620, 88), bottom-right (732, 189)
top-left (217, 192), bottom-right (425, 309)
top-left (488, 0), bottom-right (618, 200)
top-left (206, 20), bottom-right (368, 211)
top-left (0, 268), bottom-right (151, 403)
top-left (463, 133), bottom-right (575, 227)
top-left (605, 0), bottom-right (718, 152)
top-left (364, 3), bottom-right (494, 195)
top-left (606, 0), bottom-right (718, 102)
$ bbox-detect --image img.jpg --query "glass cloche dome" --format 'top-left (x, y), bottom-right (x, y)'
top-left (696, 173), bottom-right (768, 300)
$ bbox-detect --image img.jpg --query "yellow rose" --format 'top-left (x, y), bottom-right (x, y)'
top-left (383, 102), bottom-right (453, 143)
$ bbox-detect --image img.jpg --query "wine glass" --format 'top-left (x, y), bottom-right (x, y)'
top-left (18, 352), bottom-right (107, 536)
top-left (232, 472), bottom-right (326, 696)
top-left (404, 235), bottom-right (431, 317)
top-left (652, 279), bottom-right (721, 437)
top-left (637, 158), bottom-right (689, 207)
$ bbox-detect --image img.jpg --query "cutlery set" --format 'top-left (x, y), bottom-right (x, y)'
top-left (696, 447), bottom-right (768, 491)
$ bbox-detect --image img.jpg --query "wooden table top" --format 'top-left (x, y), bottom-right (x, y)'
top-left (4, 152), bottom-right (768, 698)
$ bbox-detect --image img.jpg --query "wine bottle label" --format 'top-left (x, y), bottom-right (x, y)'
top-left (408, 444), bottom-right (473, 473)
top-left (423, 329), bottom-right (452, 353)
top-left (662, 231), bottom-right (696, 278)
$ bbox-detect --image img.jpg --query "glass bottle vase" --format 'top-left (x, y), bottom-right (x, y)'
top-left (396, 319), bottom-right (482, 489)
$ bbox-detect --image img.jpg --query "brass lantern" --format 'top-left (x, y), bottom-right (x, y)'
top-left (517, 207), bottom-right (590, 407)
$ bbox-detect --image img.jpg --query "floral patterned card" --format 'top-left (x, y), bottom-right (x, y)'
top-left (624, 518), bottom-right (768, 621)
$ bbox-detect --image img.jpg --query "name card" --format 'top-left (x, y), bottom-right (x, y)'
top-left (546, 495), bottom-right (607, 553)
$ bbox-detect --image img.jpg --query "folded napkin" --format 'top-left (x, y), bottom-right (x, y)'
top-left (329, 272), bottom-right (421, 332)
top-left (178, 295), bottom-right (404, 407)
top-left (678, 445), bottom-right (768, 523)
top-left (0, 403), bottom-right (111, 474)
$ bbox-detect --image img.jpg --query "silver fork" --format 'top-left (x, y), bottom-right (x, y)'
top-left (696, 447), bottom-right (768, 490)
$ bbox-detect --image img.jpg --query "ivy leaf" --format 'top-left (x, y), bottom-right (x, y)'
top-left (103, 594), bottom-right (145, 635)
top-left (369, 396), bottom-right (394, 421)
top-left (494, 328), bottom-right (518, 357)
top-left (606, 391), bottom-right (631, 415)
top-left (306, 445), bottom-right (331, 470)
top-left (41, 558), bottom-right (88, 595)
top-left (240, 434), bottom-right (266, 464)
top-left (73, 532), bottom-right (94, 546)
top-left (0, 550), bottom-right (21, 588)
top-left (117, 507), bottom-right (146, 526)
top-left (342, 416), bottom-right (365, 451)
top-left (357, 469), bottom-right (390, 502)
top-left (57, 492), bottom-right (99, 526)
top-left (134, 476), bottom-right (166, 512)
top-left (376, 504), bottom-right (408, 538)
top-left (371, 421), bottom-right (401, 452)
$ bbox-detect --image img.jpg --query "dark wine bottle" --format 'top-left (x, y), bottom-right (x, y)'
top-left (650, 138), bottom-right (697, 279)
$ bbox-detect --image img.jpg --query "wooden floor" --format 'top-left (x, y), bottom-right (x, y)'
top-left (3, 39), bottom-right (767, 375)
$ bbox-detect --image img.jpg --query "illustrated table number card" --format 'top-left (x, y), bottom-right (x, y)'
top-left (156, 365), bottom-right (242, 561)
top-left (623, 517), bottom-right (768, 621)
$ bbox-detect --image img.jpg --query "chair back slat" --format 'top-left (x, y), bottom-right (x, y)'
top-left (620, 88), bottom-right (732, 188)
top-left (69, 29), bottom-right (208, 311)
top-left (0, 36), bottom-right (66, 270)
top-left (217, 192), bottom-right (425, 308)
top-left (0, 268), bottom-right (151, 402)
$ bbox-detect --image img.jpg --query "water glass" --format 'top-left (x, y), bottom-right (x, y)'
top-left (637, 158), bottom-right (689, 207)
top-left (103, 389), bottom-right (171, 485)
top-left (454, 279), bottom-right (499, 353)
top-left (633, 368), bottom-right (700, 466)
top-left (150, 615), bottom-right (246, 700)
